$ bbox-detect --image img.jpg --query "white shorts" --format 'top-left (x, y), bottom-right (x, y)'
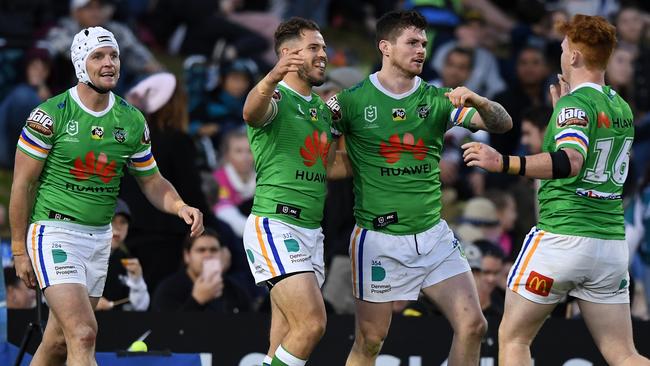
top-left (350, 220), bottom-right (470, 302)
top-left (507, 227), bottom-right (629, 304)
top-left (26, 222), bottom-right (112, 297)
top-left (243, 215), bottom-right (325, 287)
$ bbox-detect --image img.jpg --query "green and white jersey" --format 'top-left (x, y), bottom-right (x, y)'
top-left (248, 81), bottom-right (333, 229)
top-left (17, 87), bottom-right (158, 227)
top-left (328, 73), bottom-right (476, 234)
top-left (538, 83), bottom-right (634, 240)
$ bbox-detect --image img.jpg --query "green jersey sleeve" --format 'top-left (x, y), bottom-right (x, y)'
top-left (127, 115), bottom-right (158, 176)
top-left (17, 105), bottom-right (57, 161)
top-left (545, 95), bottom-right (592, 158)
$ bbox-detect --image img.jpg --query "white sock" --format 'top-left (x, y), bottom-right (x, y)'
top-left (275, 345), bottom-right (306, 366)
top-left (263, 355), bottom-right (273, 366)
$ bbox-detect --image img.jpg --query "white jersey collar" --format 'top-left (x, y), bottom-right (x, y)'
top-left (570, 82), bottom-right (605, 94)
top-left (369, 72), bottom-right (421, 100)
top-left (70, 86), bottom-right (115, 117)
top-left (279, 81), bottom-right (312, 102)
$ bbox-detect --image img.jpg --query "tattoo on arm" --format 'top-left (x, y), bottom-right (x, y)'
top-left (476, 101), bottom-right (512, 133)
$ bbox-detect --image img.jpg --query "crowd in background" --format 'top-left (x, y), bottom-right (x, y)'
top-left (1, 0), bottom-right (650, 321)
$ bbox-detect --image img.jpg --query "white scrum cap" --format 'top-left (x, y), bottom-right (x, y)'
top-left (70, 26), bottom-right (120, 84)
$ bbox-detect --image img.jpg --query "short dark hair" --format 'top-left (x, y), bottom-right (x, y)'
top-left (274, 17), bottom-right (320, 56)
top-left (183, 228), bottom-right (221, 252)
top-left (521, 105), bottom-right (552, 131)
top-left (445, 46), bottom-right (475, 69)
top-left (376, 10), bottom-right (427, 46)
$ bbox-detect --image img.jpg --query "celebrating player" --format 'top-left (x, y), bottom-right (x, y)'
top-left (326, 10), bottom-right (512, 365)
top-left (461, 14), bottom-right (650, 366)
top-left (241, 18), bottom-right (333, 366)
top-left (10, 27), bottom-right (203, 365)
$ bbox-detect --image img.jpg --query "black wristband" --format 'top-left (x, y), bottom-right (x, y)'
top-left (519, 156), bottom-right (527, 176)
top-left (501, 155), bottom-right (509, 173)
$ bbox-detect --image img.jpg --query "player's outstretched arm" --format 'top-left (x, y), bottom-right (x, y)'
top-left (135, 172), bottom-right (204, 237)
top-left (461, 142), bottom-right (584, 179)
top-left (242, 48), bottom-right (304, 127)
top-left (10, 151), bottom-right (45, 289)
top-left (445, 87), bottom-right (512, 133)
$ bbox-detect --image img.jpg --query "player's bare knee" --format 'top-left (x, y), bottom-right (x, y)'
top-left (457, 313), bottom-right (487, 340)
top-left (297, 316), bottom-right (327, 345)
top-left (356, 334), bottom-right (384, 357)
top-left (68, 324), bottom-right (97, 349)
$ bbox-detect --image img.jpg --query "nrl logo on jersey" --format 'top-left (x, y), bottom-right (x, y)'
top-left (309, 108), bottom-right (318, 121)
top-left (141, 123), bottom-right (151, 144)
top-left (365, 105), bottom-right (377, 122)
top-left (113, 127), bottom-right (127, 143)
top-left (557, 107), bottom-right (588, 128)
top-left (91, 126), bottom-right (104, 140)
top-left (66, 120), bottom-right (79, 136)
top-left (27, 108), bottom-right (54, 136)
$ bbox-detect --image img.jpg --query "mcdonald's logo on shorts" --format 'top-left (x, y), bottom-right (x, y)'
top-left (525, 271), bottom-right (554, 297)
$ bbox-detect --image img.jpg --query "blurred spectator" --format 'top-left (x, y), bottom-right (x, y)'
top-left (430, 46), bottom-right (473, 89)
top-left (39, 0), bottom-right (162, 92)
top-left (121, 73), bottom-right (245, 295)
top-left (4, 266), bottom-right (36, 309)
top-left (455, 197), bottom-right (500, 245)
top-left (491, 46), bottom-right (550, 159)
top-left (511, 106), bottom-right (553, 245)
top-left (0, 48), bottom-right (51, 169)
top-left (431, 15), bottom-right (506, 98)
top-left (148, 0), bottom-right (268, 66)
top-left (219, 0), bottom-right (281, 65)
top-left (606, 47), bottom-right (635, 104)
top-left (474, 240), bottom-right (505, 316)
top-left (433, 46), bottom-right (489, 200)
top-left (213, 129), bottom-right (255, 237)
top-left (97, 199), bottom-right (150, 311)
top-left (520, 105), bottom-right (551, 155)
top-left (485, 190), bottom-right (517, 257)
top-left (615, 6), bottom-right (647, 57)
top-left (191, 59), bottom-right (257, 149)
top-left (151, 229), bottom-right (250, 313)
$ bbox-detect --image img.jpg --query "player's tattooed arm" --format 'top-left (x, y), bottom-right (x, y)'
top-left (473, 100), bottom-right (512, 133)
top-left (445, 87), bottom-right (512, 133)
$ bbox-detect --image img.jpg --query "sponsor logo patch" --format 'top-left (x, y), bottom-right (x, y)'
top-left (525, 271), bottom-right (554, 297)
top-left (26, 108), bottom-right (54, 136)
top-left (91, 126), bottom-right (104, 140)
top-left (392, 108), bottom-right (406, 121)
top-left (379, 133), bottom-right (428, 163)
top-left (309, 107), bottom-right (318, 121)
top-left (70, 151), bottom-right (117, 183)
top-left (326, 95), bottom-right (341, 121)
top-left (300, 130), bottom-right (331, 167)
top-left (557, 107), bottom-right (588, 128)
